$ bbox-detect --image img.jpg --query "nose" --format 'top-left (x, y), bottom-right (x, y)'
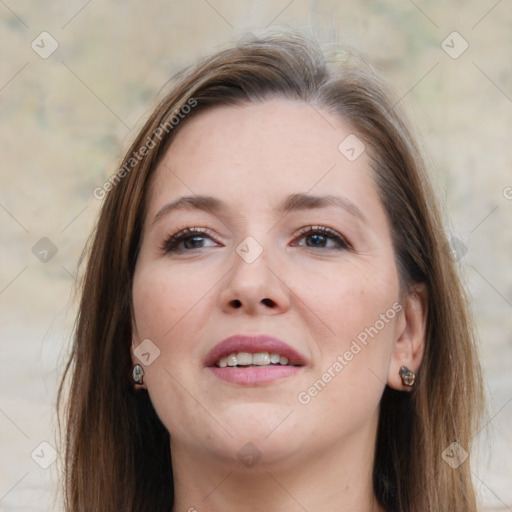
top-left (218, 245), bottom-right (291, 315)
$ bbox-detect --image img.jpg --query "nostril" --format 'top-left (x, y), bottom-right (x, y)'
top-left (261, 298), bottom-right (276, 308)
top-left (229, 298), bottom-right (276, 308)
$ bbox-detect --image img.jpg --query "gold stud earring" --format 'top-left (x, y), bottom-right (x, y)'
top-left (399, 365), bottom-right (415, 387)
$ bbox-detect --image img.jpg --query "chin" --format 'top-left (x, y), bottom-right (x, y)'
top-left (219, 400), bottom-right (297, 435)
top-left (212, 405), bottom-right (304, 461)
top-left (200, 433), bottom-right (304, 473)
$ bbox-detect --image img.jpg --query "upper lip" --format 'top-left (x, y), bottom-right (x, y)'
top-left (204, 334), bottom-right (308, 367)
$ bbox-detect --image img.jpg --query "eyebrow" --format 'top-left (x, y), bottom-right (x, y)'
top-left (152, 193), bottom-right (367, 225)
top-left (280, 193), bottom-right (367, 223)
top-left (152, 195), bottom-right (225, 225)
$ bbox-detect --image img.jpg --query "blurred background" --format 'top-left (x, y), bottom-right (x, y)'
top-left (1, 1), bottom-right (511, 510)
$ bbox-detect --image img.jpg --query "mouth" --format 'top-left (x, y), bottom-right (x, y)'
top-left (204, 334), bottom-right (307, 386)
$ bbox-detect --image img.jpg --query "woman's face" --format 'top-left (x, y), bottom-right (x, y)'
top-left (132, 99), bottom-right (416, 471)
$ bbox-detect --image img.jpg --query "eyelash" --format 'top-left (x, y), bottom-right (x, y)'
top-left (161, 227), bottom-right (218, 253)
top-left (161, 225), bottom-right (352, 253)
top-left (292, 225), bottom-right (352, 250)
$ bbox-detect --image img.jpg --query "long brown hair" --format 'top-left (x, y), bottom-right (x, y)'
top-left (58, 31), bottom-right (483, 511)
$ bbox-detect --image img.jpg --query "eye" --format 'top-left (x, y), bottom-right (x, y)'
top-left (162, 227), bottom-right (220, 253)
top-left (291, 226), bottom-right (351, 250)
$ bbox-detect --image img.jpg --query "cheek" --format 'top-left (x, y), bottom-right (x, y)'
top-left (290, 255), bottom-right (399, 341)
top-left (132, 262), bottom-right (217, 340)
top-left (295, 298), bottom-right (397, 444)
top-left (131, 265), bottom-right (219, 436)
top-left (292, 261), bottom-right (398, 404)
top-left (131, 261), bottom-right (224, 398)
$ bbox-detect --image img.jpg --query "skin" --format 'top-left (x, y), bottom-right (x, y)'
top-left (131, 99), bottom-right (427, 512)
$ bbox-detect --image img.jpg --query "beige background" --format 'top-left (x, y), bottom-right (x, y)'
top-left (1, 1), bottom-right (511, 510)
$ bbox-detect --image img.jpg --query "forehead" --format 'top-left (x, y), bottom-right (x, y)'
top-left (147, 99), bottom-right (380, 218)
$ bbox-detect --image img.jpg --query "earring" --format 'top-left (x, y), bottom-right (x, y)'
top-left (399, 365), bottom-right (415, 387)
top-left (132, 364), bottom-right (145, 390)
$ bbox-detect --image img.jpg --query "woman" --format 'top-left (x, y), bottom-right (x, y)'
top-left (59, 32), bottom-right (483, 511)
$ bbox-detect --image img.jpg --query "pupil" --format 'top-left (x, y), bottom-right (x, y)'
top-left (184, 236), bottom-right (203, 249)
top-left (308, 234), bottom-right (325, 247)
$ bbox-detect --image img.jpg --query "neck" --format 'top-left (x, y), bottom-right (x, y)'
top-left (170, 415), bottom-right (384, 512)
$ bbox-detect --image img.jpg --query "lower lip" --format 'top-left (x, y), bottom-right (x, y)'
top-left (207, 366), bottom-right (302, 385)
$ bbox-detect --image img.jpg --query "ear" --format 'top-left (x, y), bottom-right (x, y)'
top-left (387, 284), bottom-right (428, 391)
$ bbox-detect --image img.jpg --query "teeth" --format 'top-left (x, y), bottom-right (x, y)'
top-left (236, 352), bottom-right (252, 366)
top-left (269, 353), bottom-right (280, 364)
top-left (253, 352), bottom-right (270, 366)
top-left (216, 351), bottom-right (295, 367)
